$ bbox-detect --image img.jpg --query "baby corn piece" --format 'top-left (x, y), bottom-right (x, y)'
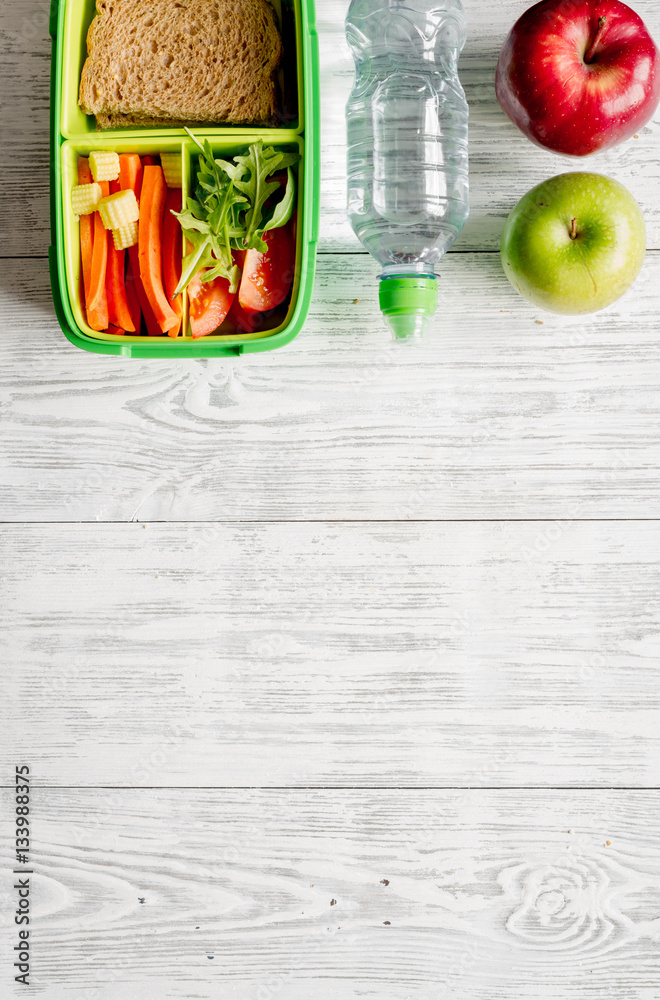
top-left (99, 189), bottom-right (140, 231)
top-left (160, 153), bottom-right (183, 188)
top-left (112, 222), bottom-right (138, 251)
top-left (89, 150), bottom-right (120, 182)
top-left (71, 182), bottom-right (102, 216)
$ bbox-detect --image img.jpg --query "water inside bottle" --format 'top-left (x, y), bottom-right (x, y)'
top-left (346, 0), bottom-right (469, 281)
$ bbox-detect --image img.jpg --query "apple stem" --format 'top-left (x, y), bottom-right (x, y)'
top-left (584, 15), bottom-right (607, 64)
top-left (570, 218), bottom-right (578, 240)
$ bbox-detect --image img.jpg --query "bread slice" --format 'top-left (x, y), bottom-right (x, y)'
top-left (79, 0), bottom-right (283, 129)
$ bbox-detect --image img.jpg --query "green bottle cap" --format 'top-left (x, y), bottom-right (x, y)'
top-left (379, 275), bottom-right (438, 340)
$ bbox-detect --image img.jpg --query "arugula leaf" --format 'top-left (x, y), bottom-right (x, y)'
top-left (263, 168), bottom-right (296, 235)
top-left (172, 131), bottom-right (246, 295)
top-left (218, 140), bottom-right (299, 251)
top-left (171, 130), bottom-right (299, 297)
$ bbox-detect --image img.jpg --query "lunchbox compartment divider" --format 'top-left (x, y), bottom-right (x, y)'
top-left (61, 0), bottom-right (304, 139)
top-left (180, 133), bottom-right (305, 343)
top-left (60, 132), bottom-right (304, 345)
top-left (61, 134), bottom-right (190, 344)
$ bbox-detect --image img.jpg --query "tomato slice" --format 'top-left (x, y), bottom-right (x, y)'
top-left (187, 272), bottom-right (236, 339)
top-left (238, 224), bottom-right (295, 314)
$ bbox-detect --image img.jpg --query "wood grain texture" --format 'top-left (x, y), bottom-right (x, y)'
top-left (2, 788), bottom-right (659, 998)
top-left (3, 521), bottom-right (660, 787)
top-left (3, 254), bottom-right (660, 521)
top-left (2, 2), bottom-right (660, 995)
top-left (0, 0), bottom-right (50, 257)
top-left (1, 0), bottom-right (659, 255)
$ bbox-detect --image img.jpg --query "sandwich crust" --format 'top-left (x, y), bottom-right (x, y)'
top-left (79, 0), bottom-right (283, 128)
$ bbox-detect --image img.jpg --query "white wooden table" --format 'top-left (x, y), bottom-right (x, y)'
top-left (2, 1), bottom-right (660, 996)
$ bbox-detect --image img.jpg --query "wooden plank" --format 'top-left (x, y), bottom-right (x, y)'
top-left (3, 521), bottom-right (660, 787)
top-left (3, 254), bottom-right (660, 521)
top-left (2, 0), bottom-right (659, 255)
top-left (2, 788), bottom-right (659, 998)
top-left (0, 44), bottom-right (50, 257)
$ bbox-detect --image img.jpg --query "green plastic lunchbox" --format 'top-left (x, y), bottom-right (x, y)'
top-left (49, 0), bottom-right (320, 357)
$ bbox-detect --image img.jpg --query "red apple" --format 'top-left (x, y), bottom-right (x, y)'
top-left (496, 0), bottom-right (660, 155)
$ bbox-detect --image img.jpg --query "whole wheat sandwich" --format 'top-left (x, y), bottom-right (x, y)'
top-left (79, 0), bottom-right (283, 129)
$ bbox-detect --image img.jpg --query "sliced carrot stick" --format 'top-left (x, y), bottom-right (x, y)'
top-left (79, 216), bottom-right (94, 308)
top-left (128, 248), bottom-right (161, 337)
top-left (138, 165), bottom-right (179, 335)
top-left (118, 153), bottom-right (143, 201)
top-left (125, 257), bottom-right (142, 336)
top-left (106, 242), bottom-right (135, 332)
top-left (162, 187), bottom-right (183, 338)
top-left (105, 178), bottom-right (136, 332)
top-left (117, 154), bottom-right (160, 337)
top-left (78, 158), bottom-right (94, 310)
top-left (87, 180), bottom-right (109, 331)
top-left (77, 157), bottom-right (93, 186)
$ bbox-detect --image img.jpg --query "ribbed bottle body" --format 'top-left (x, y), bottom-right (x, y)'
top-left (346, 0), bottom-right (469, 276)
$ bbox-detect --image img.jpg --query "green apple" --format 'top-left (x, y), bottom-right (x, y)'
top-left (500, 172), bottom-right (646, 315)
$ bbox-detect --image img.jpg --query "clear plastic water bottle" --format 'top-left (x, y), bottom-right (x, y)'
top-left (346, 0), bottom-right (469, 340)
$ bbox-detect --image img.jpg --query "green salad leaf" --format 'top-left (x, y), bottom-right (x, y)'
top-left (172, 130), bottom-right (299, 297)
top-left (216, 142), bottom-right (299, 253)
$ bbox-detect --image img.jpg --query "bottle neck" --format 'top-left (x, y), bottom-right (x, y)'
top-left (380, 263), bottom-right (436, 280)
